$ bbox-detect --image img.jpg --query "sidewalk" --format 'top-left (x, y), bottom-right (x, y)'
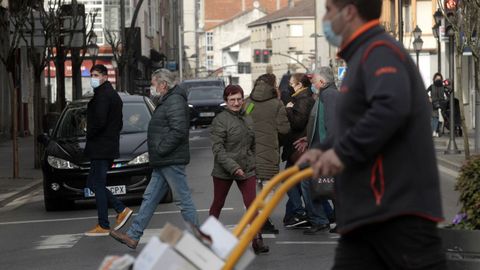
top-left (0, 136), bottom-right (42, 207)
top-left (0, 131), bottom-right (474, 208)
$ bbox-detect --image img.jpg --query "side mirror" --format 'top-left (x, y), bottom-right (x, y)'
top-left (37, 133), bottom-right (50, 146)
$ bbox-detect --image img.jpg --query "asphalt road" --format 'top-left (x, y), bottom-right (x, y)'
top-left (0, 127), bottom-right (460, 270)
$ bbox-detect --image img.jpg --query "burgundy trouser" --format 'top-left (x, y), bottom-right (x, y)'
top-left (209, 175), bottom-right (257, 218)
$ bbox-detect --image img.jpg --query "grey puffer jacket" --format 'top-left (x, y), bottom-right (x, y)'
top-left (210, 109), bottom-right (256, 180)
top-left (245, 81), bottom-right (290, 180)
top-left (148, 86), bottom-right (190, 167)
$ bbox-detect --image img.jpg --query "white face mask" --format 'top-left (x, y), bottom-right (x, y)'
top-left (323, 9), bottom-right (345, 47)
top-left (150, 85), bottom-right (159, 96)
top-left (90, 78), bottom-right (101, 89)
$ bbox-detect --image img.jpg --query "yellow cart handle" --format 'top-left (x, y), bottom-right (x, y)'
top-left (223, 164), bottom-right (313, 270)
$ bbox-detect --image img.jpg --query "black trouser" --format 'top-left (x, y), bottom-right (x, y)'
top-left (333, 215), bottom-right (446, 270)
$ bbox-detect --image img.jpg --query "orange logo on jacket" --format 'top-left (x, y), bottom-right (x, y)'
top-left (374, 66), bottom-right (398, 77)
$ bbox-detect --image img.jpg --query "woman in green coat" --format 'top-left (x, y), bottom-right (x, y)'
top-left (209, 84), bottom-right (268, 254)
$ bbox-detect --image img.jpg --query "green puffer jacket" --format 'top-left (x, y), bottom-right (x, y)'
top-left (245, 81), bottom-right (290, 181)
top-left (210, 109), bottom-right (256, 180)
top-left (148, 86), bottom-right (190, 167)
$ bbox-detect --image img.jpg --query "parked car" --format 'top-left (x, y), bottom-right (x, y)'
top-left (179, 78), bottom-right (225, 94)
top-left (188, 86), bottom-right (225, 127)
top-left (38, 93), bottom-right (172, 211)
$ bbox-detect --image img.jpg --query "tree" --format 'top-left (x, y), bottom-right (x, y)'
top-left (104, 0), bottom-right (145, 92)
top-left (0, 0), bottom-right (33, 177)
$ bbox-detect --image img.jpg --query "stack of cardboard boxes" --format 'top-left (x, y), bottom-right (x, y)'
top-left (99, 216), bottom-right (255, 270)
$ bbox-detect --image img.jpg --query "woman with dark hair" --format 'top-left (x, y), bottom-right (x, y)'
top-left (282, 73), bottom-right (316, 227)
top-left (209, 84), bottom-right (269, 254)
top-left (426, 72), bottom-right (447, 137)
top-left (245, 74), bottom-right (290, 234)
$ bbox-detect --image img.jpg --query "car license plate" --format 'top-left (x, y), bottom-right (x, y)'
top-left (84, 185), bottom-right (126, 198)
top-left (199, 112), bottom-right (215, 117)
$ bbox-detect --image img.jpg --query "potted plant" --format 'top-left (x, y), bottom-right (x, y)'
top-left (439, 155), bottom-right (480, 269)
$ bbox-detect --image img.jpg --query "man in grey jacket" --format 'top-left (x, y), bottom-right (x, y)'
top-left (110, 69), bottom-right (199, 249)
top-left (294, 67), bottom-right (339, 234)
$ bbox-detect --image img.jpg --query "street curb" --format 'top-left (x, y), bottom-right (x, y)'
top-left (436, 156), bottom-right (463, 171)
top-left (0, 180), bottom-right (42, 208)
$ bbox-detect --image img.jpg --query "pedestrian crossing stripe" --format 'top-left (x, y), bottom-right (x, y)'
top-left (33, 226), bottom-right (276, 250)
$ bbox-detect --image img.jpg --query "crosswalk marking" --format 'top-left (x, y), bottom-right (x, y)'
top-left (35, 233), bottom-right (83, 250)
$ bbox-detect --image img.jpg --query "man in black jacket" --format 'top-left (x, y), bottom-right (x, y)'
top-left (110, 69), bottom-right (198, 249)
top-left (298, 0), bottom-right (446, 269)
top-left (84, 64), bottom-right (132, 236)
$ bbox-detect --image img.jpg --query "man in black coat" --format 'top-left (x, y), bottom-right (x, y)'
top-left (84, 64), bottom-right (132, 236)
top-left (298, 0), bottom-right (445, 269)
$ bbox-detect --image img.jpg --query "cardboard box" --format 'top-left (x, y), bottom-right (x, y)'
top-left (175, 231), bottom-right (225, 270)
top-left (200, 216), bottom-right (255, 270)
top-left (133, 237), bottom-right (197, 270)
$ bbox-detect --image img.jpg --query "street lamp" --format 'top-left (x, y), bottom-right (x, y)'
top-left (412, 26), bottom-right (423, 68)
top-left (178, 26), bottom-right (205, 82)
top-left (445, 22), bottom-right (460, 154)
top-left (87, 32), bottom-right (99, 66)
top-left (432, 8), bottom-right (443, 73)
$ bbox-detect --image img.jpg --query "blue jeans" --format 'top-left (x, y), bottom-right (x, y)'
top-left (431, 116), bottom-right (439, 133)
top-left (284, 162), bottom-right (306, 220)
top-left (300, 179), bottom-right (330, 225)
top-left (127, 165), bottom-right (199, 241)
top-left (86, 159), bottom-right (126, 229)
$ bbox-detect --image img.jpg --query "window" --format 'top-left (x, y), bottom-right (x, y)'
top-left (206, 55), bottom-right (214, 70)
top-left (289, 25), bottom-right (303, 37)
top-left (206, 32), bottom-right (213, 51)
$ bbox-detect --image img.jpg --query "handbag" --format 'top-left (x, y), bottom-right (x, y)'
top-left (310, 177), bottom-right (335, 200)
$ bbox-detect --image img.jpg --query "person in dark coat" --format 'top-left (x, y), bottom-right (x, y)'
top-left (209, 85), bottom-right (269, 254)
top-left (110, 69), bottom-right (198, 249)
top-left (426, 72), bottom-right (447, 137)
top-left (84, 64), bottom-right (132, 236)
top-left (294, 66), bottom-right (339, 235)
top-left (245, 74), bottom-right (290, 234)
top-left (298, 0), bottom-right (445, 269)
top-left (282, 73), bottom-right (315, 228)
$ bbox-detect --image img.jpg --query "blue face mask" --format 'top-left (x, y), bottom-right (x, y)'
top-left (310, 85), bottom-right (319, 94)
top-left (91, 78), bottom-right (101, 89)
top-left (323, 10), bottom-right (344, 47)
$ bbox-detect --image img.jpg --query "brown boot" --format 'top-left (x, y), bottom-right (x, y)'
top-left (252, 233), bottom-right (269, 254)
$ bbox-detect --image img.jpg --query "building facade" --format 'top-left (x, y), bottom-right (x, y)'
top-left (248, 0), bottom-right (315, 83)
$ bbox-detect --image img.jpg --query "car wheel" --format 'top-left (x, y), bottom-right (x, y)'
top-left (160, 184), bottom-right (173, 203)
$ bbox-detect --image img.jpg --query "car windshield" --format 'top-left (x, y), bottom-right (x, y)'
top-left (121, 103), bottom-right (151, 134)
top-left (55, 102), bottom-right (151, 138)
top-left (181, 81), bottom-right (224, 91)
top-left (188, 88), bottom-right (223, 101)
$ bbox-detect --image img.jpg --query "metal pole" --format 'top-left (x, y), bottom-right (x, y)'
top-left (416, 51), bottom-right (419, 69)
top-left (179, 24), bottom-right (183, 82)
top-left (445, 35), bottom-right (460, 154)
top-left (398, 0), bottom-right (403, 44)
top-left (47, 49), bottom-right (51, 105)
top-left (120, 0), bottom-right (126, 92)
top-left (437, 39), bottom-right (441, 73)
top-left (195, 0), bottom-right (199, 78)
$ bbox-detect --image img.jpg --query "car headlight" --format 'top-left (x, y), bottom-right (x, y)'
top-left (220, 102), bottom-right (226, 107)
top-left (127, 152), bottom-right (149, 165)
top-left (47, 156), bottom-right (79, 169)
top-left (188, 104), bottom-right (194, 108)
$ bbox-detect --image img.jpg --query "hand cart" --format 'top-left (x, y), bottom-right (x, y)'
top-left (223, 163), bottom-right (313, 270)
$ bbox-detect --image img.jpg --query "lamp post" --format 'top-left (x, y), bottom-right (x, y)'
top-left (178, 26), bottom-right (205, 82)
top-left (87, 32), bottom-right (99, 66)
top-left (412, 26), bottom-right (423, 69)
top-left (111, 58), bottom-right (118, 89)
top-left (433, 8), bottom-right (443, 73)
top-left (445, 24), bottom-right (460, 154)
